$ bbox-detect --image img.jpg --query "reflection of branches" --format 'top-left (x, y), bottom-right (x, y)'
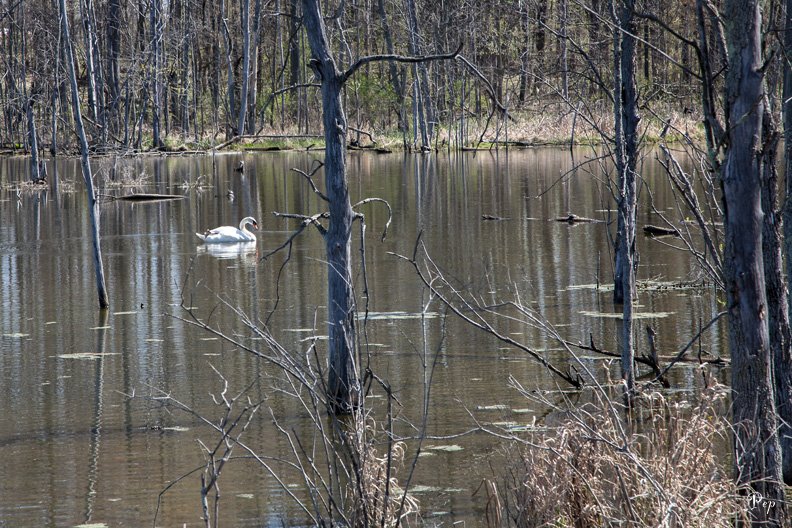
top-left (392, 232), bottom-right (584, 388)
top-left (135, 370), bottom-right (316, 528)
top-left (650, 145), bottom-right (724, 288)
top-left (162, 271), bottom-right (421, 526)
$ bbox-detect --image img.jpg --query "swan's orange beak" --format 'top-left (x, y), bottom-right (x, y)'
top-left (253, 221), bottom-right (258, 229)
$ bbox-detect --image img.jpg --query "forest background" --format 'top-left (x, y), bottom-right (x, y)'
top-left (5, 0), bottom-right (792, 526)
top-left (2, 0), bottom-right (700, 156)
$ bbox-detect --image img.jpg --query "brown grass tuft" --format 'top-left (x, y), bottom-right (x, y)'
top-left (492, 384), bottom-right (750, 527)
top-left (346, 413), bottom-right (420, 528)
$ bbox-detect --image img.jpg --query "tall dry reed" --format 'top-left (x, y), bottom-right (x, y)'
top-left (491, 383), bottom-right (751, 527)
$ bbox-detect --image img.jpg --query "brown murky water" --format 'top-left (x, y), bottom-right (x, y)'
top-left (0, 148), bottom-right (725, 527)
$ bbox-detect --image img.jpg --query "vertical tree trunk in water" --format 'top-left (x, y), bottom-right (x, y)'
top-left (27, 104), bottom-right (41, 181)
top-left (59, 0), bottom-right (110, 309)
top-left (723, 0), bottom-right (789, 523)
top-left (612, 0), bottom-right (639, 392)
top-left (302, 0), bottom-right (359, 414)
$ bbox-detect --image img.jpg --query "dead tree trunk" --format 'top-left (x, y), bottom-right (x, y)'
top-left (27, 103), bottom-right (42, 181)
top-left (236, 0), bottom-right (252, 135)
top-left (780, 0), bottom-right (792, 485)
top-left (376, 0), bottom-right (407, 133)
top-left (302, 0), bottom-right (360, 414)
top-left (761, 103), bottom-right (792, 487)
top-left (723, 0), bottom-right (789, 523)
top-left (60, 0), bottom-right (110, 309)
top-left (150, 0), bottom-right (164, 148)
top-left (106, 0), bottom-right (121, 105)
top-left (612, 0), bottom-right (640, 392)
top-left (300, 0), bottom-right (459, 413)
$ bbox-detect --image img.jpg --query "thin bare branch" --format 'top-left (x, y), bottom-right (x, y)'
top-left (343, 42), bottom-right (462, 81)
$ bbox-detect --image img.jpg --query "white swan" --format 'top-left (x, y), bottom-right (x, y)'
top-left (196, 216), bottom-right (258, 243)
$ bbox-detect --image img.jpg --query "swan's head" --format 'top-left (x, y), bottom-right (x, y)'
top-left (240, 216), bottom-right (258, 231)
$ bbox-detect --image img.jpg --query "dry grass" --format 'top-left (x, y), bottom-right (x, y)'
top-left (437, 103), bottom-right (707, 147)
top-left (490, 383), bottom-right (750, 528)
top-left (346, 414), bottom-right (420, 527)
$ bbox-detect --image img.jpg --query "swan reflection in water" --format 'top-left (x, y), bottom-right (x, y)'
top-left (197, 241), bottom-right (258, 264)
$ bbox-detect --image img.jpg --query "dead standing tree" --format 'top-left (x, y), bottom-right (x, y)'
top-left (283, 0), bottom-right (461, 414)
top-left (59, 0), bottom-right (109, 309)
top-left (720, 0), bottom-right (789, 524)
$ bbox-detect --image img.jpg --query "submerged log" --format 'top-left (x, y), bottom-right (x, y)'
top-left (113, 193), bottom-right (185, 202)
top-left (643, 224), bottom-right (679, 236)
top-left (553, 213), bottom-right (603, 223)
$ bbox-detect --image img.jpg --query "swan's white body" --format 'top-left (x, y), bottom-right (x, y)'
top-left (197, 217), bottom-right (258, 243)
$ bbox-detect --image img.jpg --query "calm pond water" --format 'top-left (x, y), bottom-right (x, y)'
top-left (0, 148), bottom-right (726, 527)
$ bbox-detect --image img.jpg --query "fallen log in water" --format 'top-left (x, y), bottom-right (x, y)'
top-left (643, 224), bottom-right (679, 236)
top-left (110, 193), bottom-right (186, 202)
top-left (552, 213), bottom-right (603, 224)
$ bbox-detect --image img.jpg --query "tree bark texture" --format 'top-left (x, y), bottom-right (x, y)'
top-left (723, 0), bottom-right (789, 523)
top-left (302, 0), bottom-right (360, 414)
top-left (761, 104), bottom-right (792, 486)
top-left (612, 0), bottom-right (640, 392)
top-left (781, 0), bottom-right (792, 486)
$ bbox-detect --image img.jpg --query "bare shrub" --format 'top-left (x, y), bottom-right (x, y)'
top-left (492, 381), bottom-right (749, 527)
top-left (152, 289), bottom-right (421, 528)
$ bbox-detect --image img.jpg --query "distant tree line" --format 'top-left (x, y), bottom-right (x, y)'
top-left (1, 0), bottom-right (702, 154)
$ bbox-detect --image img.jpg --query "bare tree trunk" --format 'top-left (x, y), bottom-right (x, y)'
top-left (376, 0), bottom-right (407, 133)
top-left (406, 0), bottom-right (430, 149)
top-left (220, 0), bottom-right (236, 137)
top-left (79, 0), bottom-right (99, 123)
top-left (106, 0), bottom-right (121, 105)
top-left (519, 5), bottom-right (530, 104)
top-left (780, 0), bottom-right (792, 485)
top-left (302, 0), bottom-right (360, 414)
top-left (150, 0), bottom-right (164, 148)
top-left (27, 103), bottom-right (41, 181)
top-left (288, 0), bottom-right (301, 121)
top-left (723, 0), bottom-right (789, 523)
top-left (611, 0), bottom-right (640, 392)
top-left (59, 0), bottom-right (110, 309)
top-left (559, 0), bottom-right (569, 99)
top-left (236, 0), bottom-right (251, 135)
top-left (245, 0), bottom-right (263, 134)
top-left (762, 102), bottom-right (792, 486)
